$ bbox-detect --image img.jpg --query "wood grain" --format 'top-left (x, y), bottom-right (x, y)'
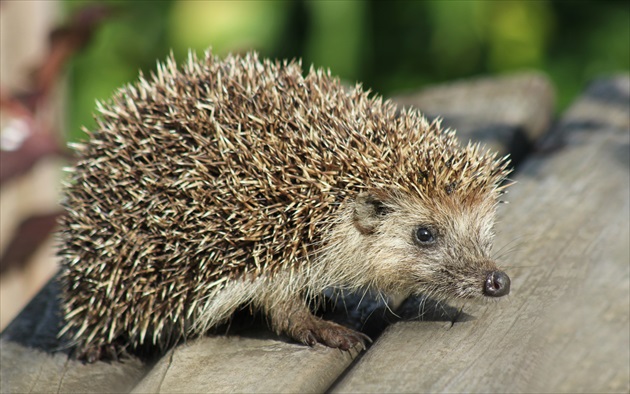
top-left (132, 336), bottom-right (359, 393)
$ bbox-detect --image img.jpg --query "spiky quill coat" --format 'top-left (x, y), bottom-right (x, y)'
top-left (59, 51), bottom-right (510, 358)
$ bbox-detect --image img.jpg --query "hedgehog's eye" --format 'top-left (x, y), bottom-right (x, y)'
top-left (414, 226), bottom-right (435, 245)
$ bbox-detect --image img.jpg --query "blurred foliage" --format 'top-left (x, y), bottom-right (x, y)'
top-left (65, 0), bottom-right (629, 141)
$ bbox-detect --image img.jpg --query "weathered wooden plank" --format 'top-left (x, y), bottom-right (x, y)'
top-left (333, 75), bottom-right (630, 393)
top-left (132, 337), bottom-right (359, 393)
top-left (0, 341), bottom-right (146, 393)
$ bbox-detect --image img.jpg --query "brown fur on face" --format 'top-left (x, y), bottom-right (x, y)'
top-left (324, 189), bottom-right (503, 300)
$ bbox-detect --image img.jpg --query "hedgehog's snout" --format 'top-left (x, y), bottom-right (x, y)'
top-left (483, 270), bottom-right (511, 297)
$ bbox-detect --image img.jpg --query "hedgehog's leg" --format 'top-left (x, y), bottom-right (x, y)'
top-left (76, 343), bottom-right (120, 363)
top-left (266, 298), bottom-right (371, 351)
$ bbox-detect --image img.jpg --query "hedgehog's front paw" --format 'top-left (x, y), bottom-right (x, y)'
top-left (76, 343), bottom-right (123, 363)
top-left (267, 297), bottom-right (371, 351)
top-left (294, 319), bottom-right (372, 351)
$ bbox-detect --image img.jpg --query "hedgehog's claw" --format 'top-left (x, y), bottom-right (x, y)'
top-left (302, 330), bottom-right (318, 347)
top-left (319, 323), bottom-right (372, 351)
top-left (76, 343), bottom-right (121, 363)
top-left (269, 298), bottom-right (370, 351)
top-left (297, 319), bottom-right (371, 351)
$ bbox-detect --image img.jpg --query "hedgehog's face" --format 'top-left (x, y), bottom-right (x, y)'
top-left (352, 192), bottom-right (510, 300)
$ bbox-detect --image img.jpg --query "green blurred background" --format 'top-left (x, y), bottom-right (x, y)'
top-left (65, 0), bottom-right (629, 142)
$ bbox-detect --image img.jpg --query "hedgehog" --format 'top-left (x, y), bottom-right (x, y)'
top-left (58, 50), bottom-right (512, 362)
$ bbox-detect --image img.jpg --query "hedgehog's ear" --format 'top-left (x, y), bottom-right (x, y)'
top-left (353, 192), bottom-right (392, 235)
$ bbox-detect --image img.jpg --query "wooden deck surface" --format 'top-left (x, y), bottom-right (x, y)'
top-left (1, 73), bottom-right (628, 393)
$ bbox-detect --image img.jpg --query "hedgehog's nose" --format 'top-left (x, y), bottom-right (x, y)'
top-left (484, 271), bottom-right (511, 297)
